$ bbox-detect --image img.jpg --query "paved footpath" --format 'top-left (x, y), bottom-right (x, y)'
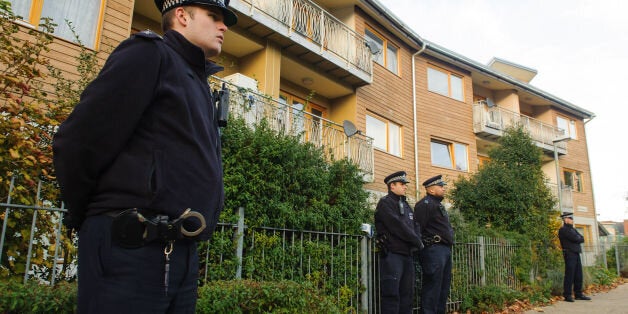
top-left (524, 283), bottom-right (628, 314)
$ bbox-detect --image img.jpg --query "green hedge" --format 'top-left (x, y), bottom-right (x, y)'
top-left (0, 279), bottom-right (341, 313)
top-left (197, 280), bottom-right (341, 313)
top-left (0, 280), bottom-right (77, 313)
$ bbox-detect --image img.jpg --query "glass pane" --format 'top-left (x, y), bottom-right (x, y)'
top-left (8, 0), bottom-right (32, 20)
top-left (431, 141), bottom-right (452, 168)
top-left (427, 68), bottom-right (449, 96)
top-left (388, 122), bottom-right (401, 156)
top-left (569, 120), bottom-right (577, 139)
top-left (386, 45), bottom-right (398, 74)
top-left (563, 170), bottom-right (573, 188)
top-left (556, 116), bottom-right (568, 137)
top-left (450, 75), bottom-right (463, 101)
top-left (365, 29), bottom-right (384, 66)
top-left (41, 0), bottom-right (102, 48)
top-left (291, 101), bottom-right (305, 136)
top-left (366, 115), bottom-right (386, 151)
top-left (454, 143), bottom-right (468, 171)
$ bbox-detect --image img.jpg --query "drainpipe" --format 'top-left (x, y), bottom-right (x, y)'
top-left (412, 41), bottom-right (428, 200)
top-left (583, 115), bottom-right (600, 246)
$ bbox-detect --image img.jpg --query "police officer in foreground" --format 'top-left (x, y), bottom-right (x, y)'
top-left (414, 175), bottom-right (454, 314)
top-left (53, 0), bottom-right (237, 312)
top-left (558, 212), bottom-right (591, 302)
top-left (375, 171), bottom-right (423, 313)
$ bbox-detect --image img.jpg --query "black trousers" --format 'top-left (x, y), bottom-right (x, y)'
top-left (77, 215), bottom-right (199, 314)
top-left (379, 252), bottom-right (415, 314)
top-left (563, 251), bottom-right (584, 298)
top-left (418, 244), bottom-right (452, 314)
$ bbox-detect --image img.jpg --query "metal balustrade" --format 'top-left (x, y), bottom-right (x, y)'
top-left (236, 0), bottom-right (373, 80)
top-left (210, 76), bottom-right (375, 181)
top-left (473, 102), bottom-right (567, 150)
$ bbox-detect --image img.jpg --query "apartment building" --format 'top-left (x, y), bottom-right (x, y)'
top-left (11, 0), bottom-right (597, 245)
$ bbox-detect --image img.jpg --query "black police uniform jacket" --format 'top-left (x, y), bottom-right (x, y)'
top-left (53, 30), bottom-right (224, 241)
top-left (374, 192), bottom-right (422, 256)
top-left (558, 224), bottom-right (584, 253)
top-left (414, 194), bottom-right (454, 246)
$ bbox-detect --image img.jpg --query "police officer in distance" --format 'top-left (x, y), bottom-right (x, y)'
top-left (414, 175), bottom-right (454, 314)
top-left (375, 171), bottom-right (423, 313)
top-left (52, 0), bottom-right (237, 312)
top-left (558, 212), bottom-right (591, 302)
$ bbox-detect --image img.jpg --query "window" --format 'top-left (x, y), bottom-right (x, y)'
top-left (431, 140), bottom-right (468, 171)
top-left (556, 116), bottom-right (577, 140)
top-left (563, 168), bottom-right (583, 192)
top-left (9, 0), bottom-right (104, 49)
top-left (427, 66), bottom-right (464, 101)
top-left (365, 28), bottom-right (399, 74)
top-left (366, 114), bottom-right (402, 156)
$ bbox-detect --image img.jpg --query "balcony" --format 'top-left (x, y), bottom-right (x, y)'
top-left (210, 76), bottom-right (375, 181)
top-left (231, 0), bottom-right (373, 86)
top-left (473, 102), bottom-right (567, 155)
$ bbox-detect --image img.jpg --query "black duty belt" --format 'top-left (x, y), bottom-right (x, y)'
top-left (110, 208), bottom-right (206, 248)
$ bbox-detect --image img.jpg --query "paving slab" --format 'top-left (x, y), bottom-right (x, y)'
top-left (524, 283), bottom-right (628, 314)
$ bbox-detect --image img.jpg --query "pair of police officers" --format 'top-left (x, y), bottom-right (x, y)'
top-left (375, 171), bottom-right (453, 314)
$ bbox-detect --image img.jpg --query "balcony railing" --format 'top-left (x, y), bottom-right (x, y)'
top-left (210, 77), bottom-right (374, 181)
top-left (473, 102), bottom-right (567, 151)
top-left (234, 0), bottom-right (373, 82)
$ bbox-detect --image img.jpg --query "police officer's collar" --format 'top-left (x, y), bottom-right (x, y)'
top-left (164, 30), bottom-right (223, 76)
top-left (426, 193), bottom-right (444, 202)
top-left (387, 191), bottom-right (406, 201)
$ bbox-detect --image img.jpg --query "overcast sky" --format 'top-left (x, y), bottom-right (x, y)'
top-left (382, 0), bottom-right (628, 221)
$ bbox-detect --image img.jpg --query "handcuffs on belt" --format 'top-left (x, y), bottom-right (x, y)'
top-left (111, 208), bottom-right (206, 248)
top-left (422, 234), bottom-right (442, 247)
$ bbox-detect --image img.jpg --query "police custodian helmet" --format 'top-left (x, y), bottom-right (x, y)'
top-left (155, 0), bottom-right (238, 27)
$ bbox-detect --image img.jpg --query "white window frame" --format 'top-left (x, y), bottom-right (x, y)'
top-left (366, 114), bottom-right (402, 157)
top-left (427, 66), bottom-right (464, 101)
top-left (431, 139), bottom-right (468, 171)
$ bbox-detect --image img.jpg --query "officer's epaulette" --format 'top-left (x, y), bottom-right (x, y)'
top-left (133, 29), bottom-right (163, 40)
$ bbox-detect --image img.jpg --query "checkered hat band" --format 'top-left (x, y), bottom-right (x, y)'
top-left (425, 180), bottom-right (444, 187)
top-left (386, 176), bottom-right (405, 184)
top-left (162, 0), bottom-right (226, 12)
top-left (162, 0), bottom-right (182, 11)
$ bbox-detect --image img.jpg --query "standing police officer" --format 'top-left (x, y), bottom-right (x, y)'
top-left (414, 175), bottom-right (453, 314)
top-left (53, 1), bottom-right (237, 313)
top-left (375, 171), bottom-right (423, 313)
top-left (558, 212), bottom-right (591, 302)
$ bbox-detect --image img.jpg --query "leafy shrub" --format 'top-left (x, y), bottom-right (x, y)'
top-left (588, 266), bottom-right (617, 286)
top-left (0, 280), bottom-right (77, 313)
top-left (460, 285), bottom-right (524, 313)
top-left (196, 280), bottom-right (341, 313)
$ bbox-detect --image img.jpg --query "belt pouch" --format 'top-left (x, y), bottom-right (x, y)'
top-left (111, 209), bottom-right (146, 248)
